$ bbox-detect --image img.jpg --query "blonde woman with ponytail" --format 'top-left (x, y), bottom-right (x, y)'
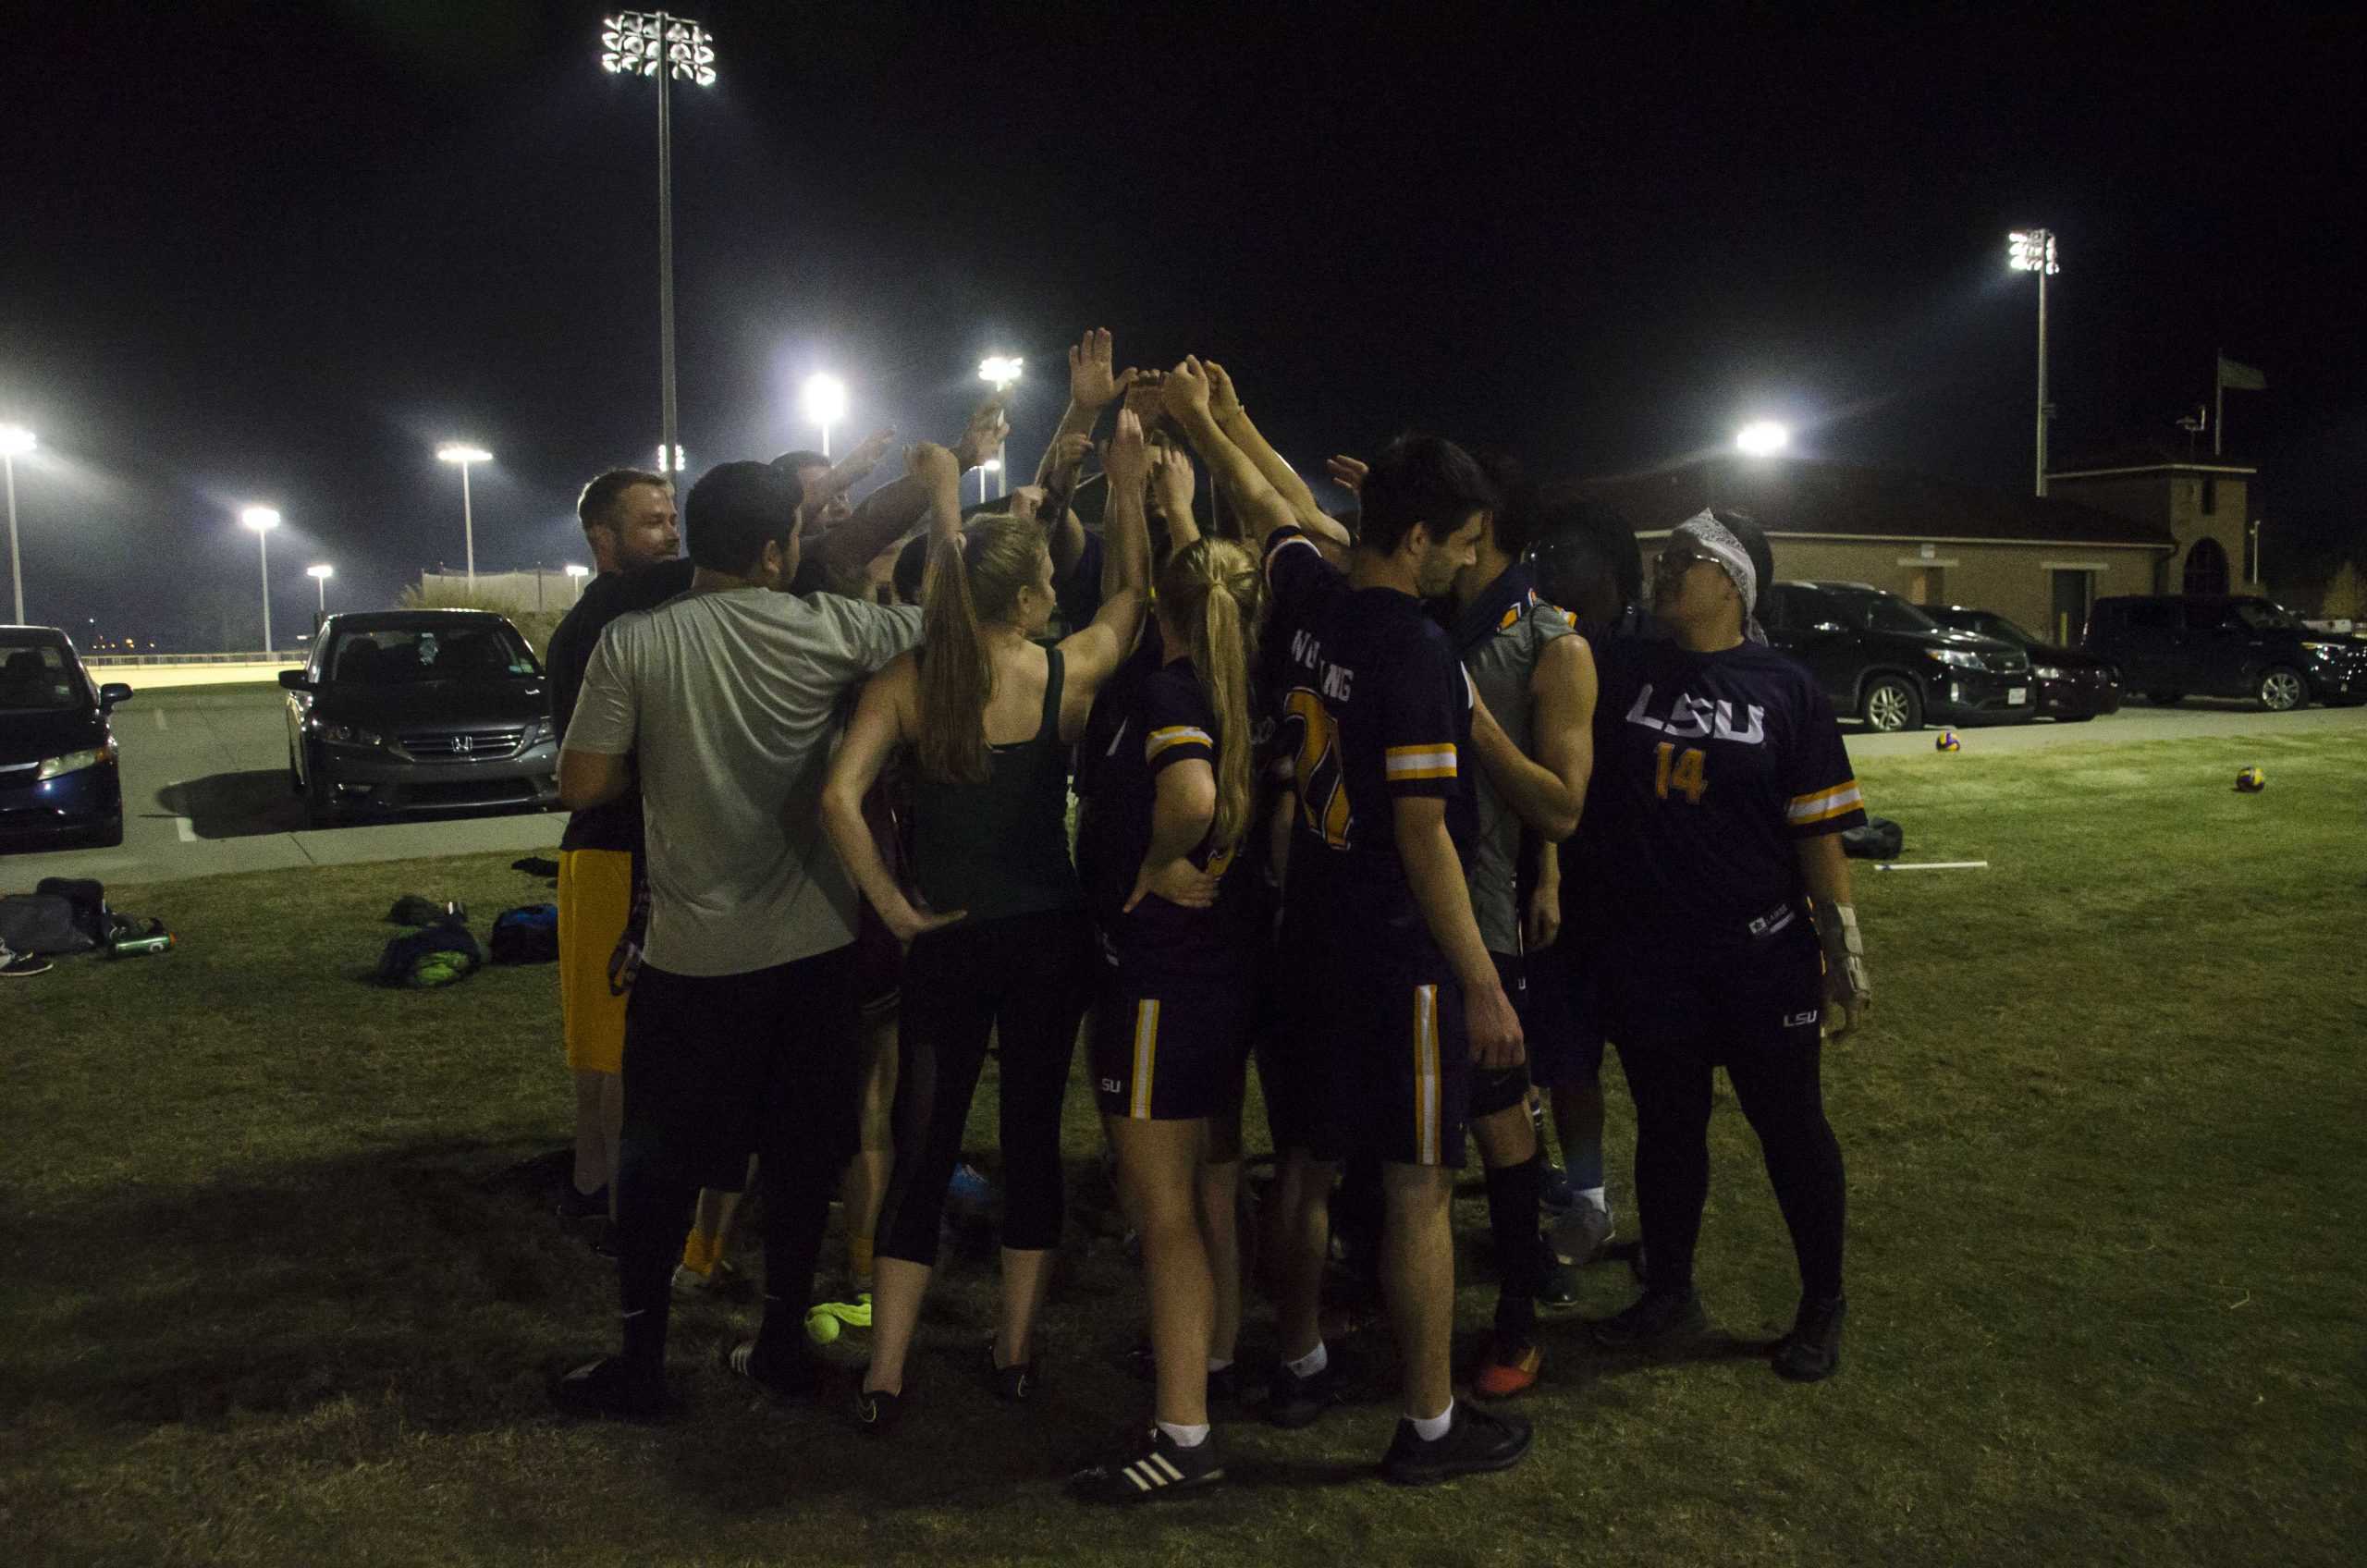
top-left (1064, 532), bottom-right (1269, 1502)
top-left (821, 394), bottom-right (1153, 1436)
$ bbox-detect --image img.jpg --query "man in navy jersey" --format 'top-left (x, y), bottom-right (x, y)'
top-left (1163, 359), bottom-right (1532, 1485)
top-left (1585, 509), bottom-right (1870, 1381)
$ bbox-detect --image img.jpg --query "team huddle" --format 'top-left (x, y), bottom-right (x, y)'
top-left (542, 334), bottom-right (1873, 1501)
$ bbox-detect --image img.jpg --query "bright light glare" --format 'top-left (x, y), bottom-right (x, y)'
top-left (564, 564), bottom-right (591, 580)
top-left (981, 457), bottom-right (1003, 473)
top-left (240, 507), bottom-right (282, 532)
top-left (2007, 228), bottom-right (2059, 275)
top-left (0, 425), bottom-right (32, 457)
top-left (802, 373), bottom-right (848, 429)
top-left (602, 11), bottom-right (715, 83)
top-left (656, 445), bottom-right (686, 474)
top-left (977, 355), bottom-right (1024, 387)
top-left (437, 443), bottom-right (492, 464)
top-left (306, 564), bottom-right (334, 580)
top-left (1735, 421), bottom-right (1791, 458)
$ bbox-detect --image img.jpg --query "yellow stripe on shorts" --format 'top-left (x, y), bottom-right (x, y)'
top-left (1130, 999), bottom-right (1160, 1121)
top-left (1413, 985), bottom-right (1440, 1164)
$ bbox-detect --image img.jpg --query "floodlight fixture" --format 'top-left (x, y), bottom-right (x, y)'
top-left (977, 355), bottom-right (1024, 390)
top-left (435, 443), bottom-right (490, 583)
top-left (307, 563), bottom-right (334, 613)
top-left (436, 443), bottom-right (493, 464)
top-left (802, 373), bottom-right (848, 455)
top-left (1735, 421), bottom-right (1790, 458)
top-left (306, 563), bottom-right (334, 579)
top-left (239, 508), bottom-right (281, 651)
top-left (565, 563), bottom-right (592, 580)
top-left (0, 425), bottom-right (32, 458)
top-left (240, 506), bottom-right (282, 532)
top-left (656, 445), bottom-right (687, 475)
top-left (2007, 227), bottom-right (2061, 495)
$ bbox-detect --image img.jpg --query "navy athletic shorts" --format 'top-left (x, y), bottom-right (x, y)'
top-left (1470, 951), bottom-right (1535, 1120)
top-left (1600, 920), bottom-right (1824, 1063)
top-left (1093, 967), bottom-right (1252, 1121)
top-left (1522, 930), bottom-right (1610, 1089)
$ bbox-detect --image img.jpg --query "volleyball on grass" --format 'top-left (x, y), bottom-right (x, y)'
top-left (2235, 766), bottom-right (2267, 793)
top-left (1935, 729), bottom-right (1962, 752)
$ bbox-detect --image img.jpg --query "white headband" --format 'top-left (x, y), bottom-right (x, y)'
top-left (1672, 510), bottom-right (1767, 644)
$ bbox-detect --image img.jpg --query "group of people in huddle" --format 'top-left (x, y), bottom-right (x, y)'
top-left (541, 331), bottom-right (1873, 1501)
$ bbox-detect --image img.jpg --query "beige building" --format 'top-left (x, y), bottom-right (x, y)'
top-left (1585, 447), bottom-right (2258, 645)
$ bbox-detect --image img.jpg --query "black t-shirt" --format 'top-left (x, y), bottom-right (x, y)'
top-left (547, 557), bottom-right (696, 852)
top-left (1076, 622), bottom-right (1258, 980)
top-left (1264, 528), bottom-right (1476, 967)
top-left (1586, 636), bottom-right (1865, 943)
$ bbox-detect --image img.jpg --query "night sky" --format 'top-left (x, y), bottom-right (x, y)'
top-left (6, 1), bottom-right (2361, 650)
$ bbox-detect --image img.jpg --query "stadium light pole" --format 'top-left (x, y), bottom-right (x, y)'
top-left (2008, 229), bottom-right (2060, 497)
top-left (240, 508), bottom-right (281, 653)
top-left (600, 12), bottom-right (717, 481)
top-left (0, 424), bottom-right (31, 624)
top-left (307, 563), bottom-right (334, 615)
top-left (802, 373), bottom-right (847, 458)
top-left (565, 562), bottom-right (591, 602)
top-left (978, 355), bottom-right (1022, 498)
top-left (656, 445), bottom-right (686, 477)
top-left (435, 444), bottom-right (491, 585)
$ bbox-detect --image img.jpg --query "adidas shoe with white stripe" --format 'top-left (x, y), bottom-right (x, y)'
top-left (1069, 1427), bottom-right (1223, 1504)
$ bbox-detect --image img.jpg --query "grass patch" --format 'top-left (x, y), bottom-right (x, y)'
top-left (5, 731), bottom-right (2364, 1565)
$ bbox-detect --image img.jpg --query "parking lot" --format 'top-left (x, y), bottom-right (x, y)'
top-left (3, 681), bottom-right (559, 887)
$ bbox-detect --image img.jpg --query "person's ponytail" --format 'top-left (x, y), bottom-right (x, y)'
top-left (1165, 537), bottom-right (1264, 850)
top-left (918, 527), bottom-right (991, 784)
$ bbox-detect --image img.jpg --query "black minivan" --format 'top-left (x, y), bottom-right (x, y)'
top-left (1760, 581), bottom-right (2033, 732)
top-left (2083, 595), bottom-right (2367, 711)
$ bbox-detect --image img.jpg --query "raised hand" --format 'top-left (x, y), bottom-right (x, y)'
top-left (1152, 443), bottom-right (1196, 521)
top-left (1122, 368), bottom-right (1168, 432)
top-left (1326, 454), bottom-right (1369, 495)
top-left (955, 397), bottom-right (1011, 472)
top-left (841, 427), bottom-right (896, 479)
top-left (1067, 327), bottom-right (1134, 411)
top-left (906, 440), bottom-right (961, 490)
top-left (1046, 431), bottom-right (1094, 476)
top-left (1203, 360), bottom-right (1245, 426)
top-left (1101, 408), bottom-right (1150, 496)
top-left (1159, 356), bottom-right (1213, 423)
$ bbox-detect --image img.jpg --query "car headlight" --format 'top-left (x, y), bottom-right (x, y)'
top-left (525, 717), bottom-right (556, 745)
top-left (2032, 665), bottom-right (2064, 680)
top-left (36, 745), bottom-right (112, 780)
top-left (1931, 649), bottom-right (1988, 670)
top-left (311, 721), bottom-right (385, 748)
top-left (2302, 641), bottom-right (2337, 659)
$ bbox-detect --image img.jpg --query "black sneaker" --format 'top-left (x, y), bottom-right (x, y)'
top-left (1539, 1162), bottom-right (1577, 1213)
top-left (1380, 1403), bottom-right (1533, 1485)
top-left (552, 1355), bottom-right (666, 1422)
top-left (555, 1182), bottom-right (608, 1222)
top-left (1590, 1288), bottom-right (1707, 1348)
top-left (0, 943), bottom-right (55, 978)
top-left (1771, 1294), bottom-right (1846, 1382)
top-left (725, 1336), bottom-right (822, 1400)
top-left (853, 1382), bottom-right (906, 1436)
top-left (987, 1338), bottom-right (1040, 1402)
top-left (1264, 1356), bottom-right (1338, 1429)
top-left (1070, 1427), bottom-right (1224, 1504)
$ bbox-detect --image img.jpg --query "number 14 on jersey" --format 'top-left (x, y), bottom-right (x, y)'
top-left (1653, 741), bottom-right (1707, 804)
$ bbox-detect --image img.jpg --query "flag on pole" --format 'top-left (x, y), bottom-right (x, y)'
top-left (2216, 356), bottom-right (2267, 391)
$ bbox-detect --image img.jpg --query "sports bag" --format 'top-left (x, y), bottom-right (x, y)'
top-left (0, 894), bottom-right (90, 955)
top-left (490, 904), bottom-right (559, 964)
top-left (35, 878), bottom-right (110, 947)
top-left (1840, 815), bottom-right (1904, 861)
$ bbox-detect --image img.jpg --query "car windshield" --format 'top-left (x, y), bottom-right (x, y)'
top-left (1981, 616), bottom-right (2037, 647)
top-left (326, 625), bottom-right (539, 684)
top-left (1852, 594), bottom-right (1942, 635)
top-left (0, 638), bottom-right (86, 713)
top-left (2232, 601), bottom-right (2301, 632)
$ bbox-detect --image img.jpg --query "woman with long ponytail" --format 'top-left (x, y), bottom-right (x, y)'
top-left (821, 381), bottom-right (1154, 1437)
top-left (1065, 533), bottom-right (1269, 1502)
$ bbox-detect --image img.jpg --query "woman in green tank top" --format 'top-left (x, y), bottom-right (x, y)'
top-left (822, 407), bottom-right (1155, 1429)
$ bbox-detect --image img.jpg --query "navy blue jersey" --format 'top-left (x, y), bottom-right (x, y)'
top-left (1587, 636), bottom-right (1865, 939)
top-left (1076, 621), bottom-right (1259, 979)
top-left (1265, 529), bottom-right (1476, 960)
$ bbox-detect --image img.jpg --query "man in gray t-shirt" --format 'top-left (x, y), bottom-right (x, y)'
top-left (551, 444), bottom-right (961, 1420)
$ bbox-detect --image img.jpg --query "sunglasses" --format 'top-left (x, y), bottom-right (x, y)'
top-left (1657, 545), bottom-right (1720, 573)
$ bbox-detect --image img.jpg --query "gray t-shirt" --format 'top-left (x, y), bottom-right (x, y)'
top-left (564, 585), bottom-right (923, 977)
top-left (1462, 592), bottom-right (1574, 956)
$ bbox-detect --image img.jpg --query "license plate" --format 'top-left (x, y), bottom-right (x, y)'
top-left (2006, 686), bottom-right (2029, 705)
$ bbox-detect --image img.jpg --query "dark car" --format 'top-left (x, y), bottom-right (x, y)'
top-left (0, 626), bottom-right (133, 849)
top-left (1927, 606), bottom-right (2122, 722)
top-left (281, 610), bottom-right (559, 824)
top-left (2083, 595), bottom-right (2367, 711)
top-left (1760, 581), bottom-right (2033, 733)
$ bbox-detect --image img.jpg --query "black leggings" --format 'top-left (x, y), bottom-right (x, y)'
top-left (875, 908), bottom-right (1094, 1267)
top-left (1616, 1035), bottom-right (1846, 1302)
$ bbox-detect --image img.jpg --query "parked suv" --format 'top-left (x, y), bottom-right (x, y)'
top-left (281, 610), bottom-right (559, 824)
top-left (1760, 581), bottom-right (2033, 733)
top-left (1927, 606), bottom-right (2122, 722)
top-left (2083, 595), bottom-right (2367, 711)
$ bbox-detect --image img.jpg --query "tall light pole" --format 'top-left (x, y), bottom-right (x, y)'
top-left (801, 373), bottom-right (847, 457)
top-left (436, 444), bottom-right (491, 585)
top-left (565, 562), bottom-right (591, 602)
top-left (307, 563), bottom-right (334, 616)
top-left (600, 12), bottom-right (717, 479)
top-left (0, 424), bottom-right (31, 624)
top-left (977, 456), bottom-right (1001, 506)
top-left (2008, 229), bottom-right (2060, 497)
top-left (978, 354), bottom-right (1022, 499)
top-left (240, 508), bottom-right (281, 653)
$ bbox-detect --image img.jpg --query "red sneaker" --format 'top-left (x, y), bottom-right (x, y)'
top-left (1472, 1336), bottom-right (1542, 1399)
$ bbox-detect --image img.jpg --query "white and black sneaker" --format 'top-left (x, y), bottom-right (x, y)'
top-left (1070, 1427), bottom-right (1223, 1504)
top-left (0, 940), bottom-right (54, 978)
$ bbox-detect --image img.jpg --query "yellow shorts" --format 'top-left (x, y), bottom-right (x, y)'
top-left (558, 848), bottom-right (633, 1074)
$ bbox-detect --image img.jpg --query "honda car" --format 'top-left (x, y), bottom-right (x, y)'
top-left (282, 610), bottom-right (558, 824)
top-left (0, 626), bottom-right (133, 849)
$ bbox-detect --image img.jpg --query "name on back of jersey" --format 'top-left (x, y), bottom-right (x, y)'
top-left (1287, 628), bottom-right (1355, 704)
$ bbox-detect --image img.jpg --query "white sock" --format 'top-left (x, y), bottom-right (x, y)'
top-left (1208, 1356), bottom-right (1233, 1374)
top-left (1410, 1399), bottom-right (1454, 1442)
top-left (1157, 1419), bottom-right (1210, 1449)
top-left (1284, 1341), bottom-right (1328, 1379)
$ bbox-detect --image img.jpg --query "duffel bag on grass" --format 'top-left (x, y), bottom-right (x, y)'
top-left (0, 894), bottom-right (92, 955)
top-left (1841, 815), bottom-right (1904, 861)
top-left (490, 904), bottom-right (559, 965)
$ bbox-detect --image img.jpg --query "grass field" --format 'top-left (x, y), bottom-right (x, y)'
top-left (5, 729), bottom-right (2364, 1567)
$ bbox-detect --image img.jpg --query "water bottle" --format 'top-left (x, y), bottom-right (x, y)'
top-left (107, 930), bottom-right (176, 959)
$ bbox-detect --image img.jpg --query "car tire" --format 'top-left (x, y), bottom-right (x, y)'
top-left (93, 814), bottom-right (125, 849)
top-left (2257, 667), bottom-right (2307, 713)
top-left (302, 747), bottom-right (338, 827)
top-left (2056, 714), bottom-right (2095, 723)
top-left (1860, 675), bottom-right (1922, 733)
top-left (2146, 691), bottom-right (2183, 707)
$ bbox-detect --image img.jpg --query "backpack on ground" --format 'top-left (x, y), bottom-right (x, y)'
top-left (35, 878), bottom-right (110, 948)
top-left (375, 920), bottom-right (484, 988)
top-left (0, 894), bottom-right (89, 956)
top-left (1841, 815), bottom-right (1905, 861)
top-left (490, 904), bottom-right (559, 964)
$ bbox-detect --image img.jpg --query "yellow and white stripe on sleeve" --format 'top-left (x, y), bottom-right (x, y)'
top-left (1385, 742), bottom-right (1458, 782)
top-left (1145, 725), bottom-right (1214, 762)
top-left (1787, 779), bottom-right (1864, 826)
